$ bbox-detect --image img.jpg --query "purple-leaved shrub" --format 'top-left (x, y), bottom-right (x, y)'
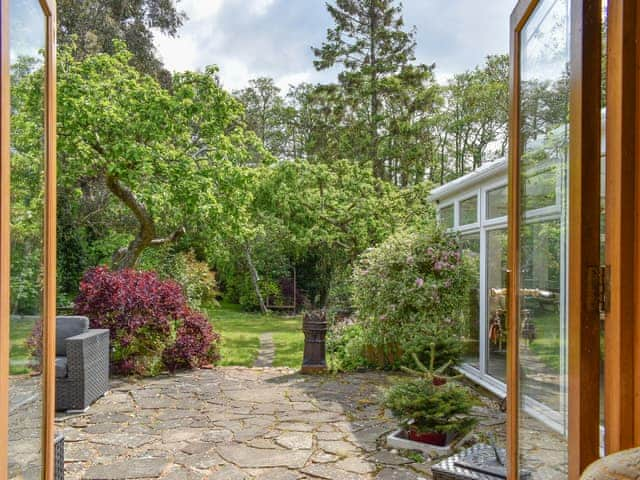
top-left (74, 266), bottom-right (220, 376)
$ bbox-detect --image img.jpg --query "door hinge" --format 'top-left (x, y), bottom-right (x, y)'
top-left (588, 265), bottom-right (610, 313)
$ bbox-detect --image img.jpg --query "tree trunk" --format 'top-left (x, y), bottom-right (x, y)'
top-left (106, 174), bottom-right (184, 270)
top-left (244, 242), bottom-right (268, 314)
top-left (369, 3), bottom-right (382, 180)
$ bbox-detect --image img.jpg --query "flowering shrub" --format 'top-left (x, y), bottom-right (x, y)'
top-left (74, 266), bottom-right (220, 376)
top-left (352, 228), bottom-right (474, 369)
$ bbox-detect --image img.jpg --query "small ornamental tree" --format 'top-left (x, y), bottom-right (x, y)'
top-left (352, 228), bottom-right (474, 369)
top-left (384, 378), bottom-right (477, 436)
top-left (74, 266), bottom-right (220, 376)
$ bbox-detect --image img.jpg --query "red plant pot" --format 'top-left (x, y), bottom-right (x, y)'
top-left (432, 376), bottom-right (447, 386)
top-left (407, 428), bottom-right (448, 446)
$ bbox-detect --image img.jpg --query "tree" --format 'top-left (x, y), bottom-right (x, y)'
top-left (378, 63), bottom-right (441, 186)
top-left (286, 82), bottom-right (348, 164)
top-left (234, 78), bottom-right (291, 161)
top-left (16, 42), bottom-right (262, 271)
top-left (313, 0), bottom-right (417, 179)
top-left (57, 0), bottom-right (186, 83)
top-left (211, 159), bottom-right (434, 310)
top-left (429, 54), bottom-right (509, 183)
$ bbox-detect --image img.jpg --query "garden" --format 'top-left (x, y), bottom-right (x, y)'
top-left (6, 0), bottom-right (577, 478)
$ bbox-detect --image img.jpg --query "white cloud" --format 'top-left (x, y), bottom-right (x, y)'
top-left (274, 71), bottom-right (313, 91)
top-left (155, 32), bottom-right (200, 72)
top-left (216, 57), bottom-right (252, 91)
top-left (249, 0), bottom-right (276, 16)
top-left (155, 0), bottom-right (513, 91)
top-left (180, 0), bottom-right (224, 21)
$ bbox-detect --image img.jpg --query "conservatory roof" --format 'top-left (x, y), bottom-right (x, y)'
top-left (428, 158), bottom-right (507, 203)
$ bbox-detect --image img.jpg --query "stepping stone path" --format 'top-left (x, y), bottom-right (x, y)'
top-left (253, 333), bottom-right (275, 368)
top-left (56, 367), bottom-right (568, 479)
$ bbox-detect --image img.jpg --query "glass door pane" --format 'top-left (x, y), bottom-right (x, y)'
top-left (487, 228), bottom-right (507, 382)
top-left (8, 0), bottom-right (46, 477)
top-left (460, 233), bottom-right (480, 367)
top-left (518, 0), bottom-right (570, 476)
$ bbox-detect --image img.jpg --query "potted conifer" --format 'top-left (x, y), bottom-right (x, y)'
top-left (385, 349), bottom-right (477, 452)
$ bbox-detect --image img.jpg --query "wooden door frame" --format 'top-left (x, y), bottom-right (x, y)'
top-left (0, 0), bottom-right (56, 478)
top-left (0, 0), bottom-right (10, 474)
top-left (42, 2), bottom-right (57, 478)
top-left (604, 0), bottom-right (640, 453)
top-left (508, 0), bottom-right (602, 478)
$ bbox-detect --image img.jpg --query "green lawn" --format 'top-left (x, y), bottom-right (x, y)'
top-left (208, 303), bottom-right (304, 368)
top-left (10, 316), bottom-right (36, 375)
top-left (527, 311), bottom-right (562, 371)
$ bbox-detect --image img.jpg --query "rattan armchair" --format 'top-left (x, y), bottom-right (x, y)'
top-left (55, 316), bottom-right (110, 411)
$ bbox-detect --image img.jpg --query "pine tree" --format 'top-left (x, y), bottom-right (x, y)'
top-left (313, 0), bottom-right (417, 179)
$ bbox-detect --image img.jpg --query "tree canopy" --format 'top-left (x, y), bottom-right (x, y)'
top-left (16, 41), bottom-right (263, 273)
top-left (57, 0), bottom-right (186, 83)
top-left (20, 0), bottom-right (517, 313)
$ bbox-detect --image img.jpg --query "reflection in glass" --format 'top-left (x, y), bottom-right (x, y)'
top-left (486, 186), bottom-right (507, 219)
top-left (8, 0), bottom-right (46, 478)
top-left (439, 205), bottom-right (454, 229)
top-left (459, 196), bottom-right (478, 225)
top-left (519, 221), bottom-right (563, 411)
top-left (460, 233), bottom-right (480, 367)
top-left (518, 0), bottom-right (569, 476)
top-left (522, 168), bottom-right (557, 211)
top-left (486, 228), bottom-right (507, 382)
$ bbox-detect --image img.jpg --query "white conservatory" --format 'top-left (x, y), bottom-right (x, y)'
top-left (430, 134), bottom-right (605, 435)
top-left (430, 158), bottom-right (568, 432)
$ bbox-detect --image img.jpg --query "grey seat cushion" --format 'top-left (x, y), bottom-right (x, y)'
top-left (55, 357), bottom-right (68, 378)
top-left (56, 316), bottom-right (89, 356)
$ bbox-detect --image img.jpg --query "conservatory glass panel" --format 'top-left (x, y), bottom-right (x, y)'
top-left (487, 186), bottom-right (507, 219)
top-left (460, 233), bottom-right (480, 368)
top-left (486, 228), bottom-right (507, 382)
top-left (440, 205), bottom-right (454, 229)
top-left (459, 196), bottom-right (478, 225)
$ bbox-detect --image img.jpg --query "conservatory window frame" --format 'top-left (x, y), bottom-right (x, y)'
top-left (433, 164), bottom-right (570, 435)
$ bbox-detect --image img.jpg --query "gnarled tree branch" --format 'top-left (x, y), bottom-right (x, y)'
top-left (106, 174), bottom-right (184, 270)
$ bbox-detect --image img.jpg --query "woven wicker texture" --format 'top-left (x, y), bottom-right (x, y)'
top-left (432, 444), bottom-right (531, 480)
top-left (54, 433), bottom-right (64, 480)
top-left (55, 327), bottom-right (110, 411)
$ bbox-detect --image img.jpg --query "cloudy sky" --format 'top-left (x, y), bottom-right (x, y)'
top-left (154, 0), bottom-right (515, 92)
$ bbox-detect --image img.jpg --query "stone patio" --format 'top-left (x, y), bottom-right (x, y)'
top-left (57, 367), bottom-right (566, 480)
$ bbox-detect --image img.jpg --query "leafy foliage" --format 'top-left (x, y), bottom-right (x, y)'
top-left (211, 160), bottom-right (434, 311)
top-left (326, 321), bottom-right (371, 372)
top-left (74, 266), bottom-right (220, 376)
top-left (436, 55), bottom-right (509, 181)
top-left (140, 249), bottom-right (220, 310)
top-left (57, 0), bottom-right (186, 83)
top-left (15, 41), bottom-right (264, 277)
top-left (313, 0), bottom-right (418, 179)
top-left (162, 310), bottom-right (221, 372)
top-left (352, 228), bottom-right (474, 368)
top-left (10, 55), bottom-right (46, 315)
top-left (401, 348), bottom-right (464, 383)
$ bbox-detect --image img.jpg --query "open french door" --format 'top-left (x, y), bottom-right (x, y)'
top-left (0, 0), bottom-right (57, 478)
top-left (508, 0), bottom-right (602, 478)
